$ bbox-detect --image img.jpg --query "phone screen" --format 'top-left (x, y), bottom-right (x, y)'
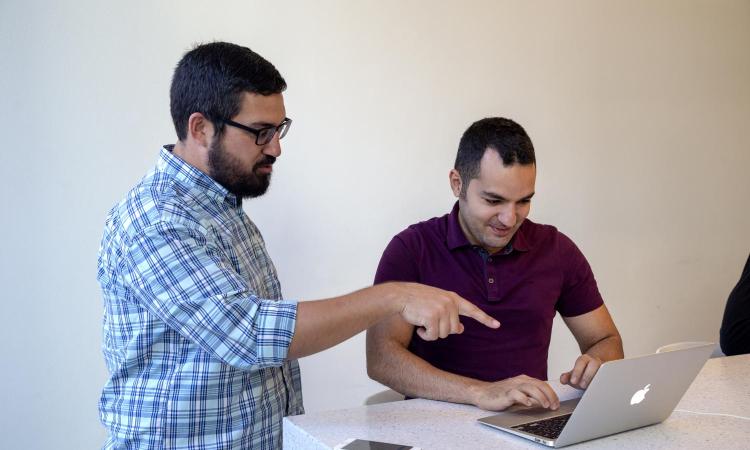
top-left (341, 438), bottom-right (414, 450)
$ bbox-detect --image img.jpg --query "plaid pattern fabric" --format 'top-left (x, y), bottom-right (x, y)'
top-left (97, 147), bottom-right (303, 449)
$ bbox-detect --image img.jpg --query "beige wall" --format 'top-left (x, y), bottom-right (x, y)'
top-left (2, 1), bottom-right (748, 448)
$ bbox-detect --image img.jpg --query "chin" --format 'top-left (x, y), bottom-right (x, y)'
top-left (480, 238), bottom-right (503, 250)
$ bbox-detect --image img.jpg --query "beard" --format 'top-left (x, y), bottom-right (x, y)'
top-left (207, 139), bottom-right (275, 199)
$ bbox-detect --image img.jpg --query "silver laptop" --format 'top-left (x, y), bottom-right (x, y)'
top-left (477, 342), bottom-right (715, 447)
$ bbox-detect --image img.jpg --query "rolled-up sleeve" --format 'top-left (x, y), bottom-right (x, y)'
top-left (124, 220), bottom-right (297, 369)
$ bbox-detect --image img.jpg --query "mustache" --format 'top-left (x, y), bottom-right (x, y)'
top-left (254, 155), bottom-right (276, 169)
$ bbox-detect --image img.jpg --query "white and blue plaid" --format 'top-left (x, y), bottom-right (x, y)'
top-left (97, 147), bottom-right (303, 449)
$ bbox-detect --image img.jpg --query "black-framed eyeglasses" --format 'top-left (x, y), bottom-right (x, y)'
top-left (220, 117), bottom-right (292, 145)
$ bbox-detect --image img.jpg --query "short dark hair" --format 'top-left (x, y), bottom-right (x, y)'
top-left (454, 117), bottom-right (535, 195)
top-left (170, 42), bottom-right (287, 141)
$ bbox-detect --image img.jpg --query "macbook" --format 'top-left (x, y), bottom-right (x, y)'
top-left (477, 342), bottom-right (715, 447)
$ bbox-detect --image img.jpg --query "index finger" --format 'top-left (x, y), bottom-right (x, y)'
top-left (534, 380), bottom-right (560, 409)
top-left (519, 384), bottom-right (555, 409)
top-left (457, 297), bottom-right (500, 328)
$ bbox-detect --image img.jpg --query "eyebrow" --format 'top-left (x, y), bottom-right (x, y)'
top-left (481, 191), bottom-right (535, 201)
top-left (247, 121), bottom-right (277, 128)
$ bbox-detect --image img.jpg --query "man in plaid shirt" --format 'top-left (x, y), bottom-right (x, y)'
top-left (97, 42), bottom-right (500, 449)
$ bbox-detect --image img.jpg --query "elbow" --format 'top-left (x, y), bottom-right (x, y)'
top-left (366, 359), bottom-right (378, 381)
top-left (365, 334), bottom-right (388, 383)
top-left (366, 361), bottom-right (388, 385)
top-left (366, 347), bottom-right (385, 382)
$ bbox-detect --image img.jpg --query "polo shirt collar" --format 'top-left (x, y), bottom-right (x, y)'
top-left (512, 221), bottom-right (531, 252)
top-left (446, 201), bottom-right (532, 253)
top-left (447, 202), bottom-right (471, 250)
top-left (159, 145), bottom-right (241, 208)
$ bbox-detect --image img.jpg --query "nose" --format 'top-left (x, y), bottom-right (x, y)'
top-left (497, 205), bottom-right (516, 227)
top-left (263, 133), bottom-right (282, 158)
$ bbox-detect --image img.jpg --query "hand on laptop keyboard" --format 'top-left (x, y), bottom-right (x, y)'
top-left (469, 374), bottom-right (560, 411)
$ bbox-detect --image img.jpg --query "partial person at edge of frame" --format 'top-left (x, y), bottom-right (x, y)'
top-left (720, 253), bottom-right (750, 356)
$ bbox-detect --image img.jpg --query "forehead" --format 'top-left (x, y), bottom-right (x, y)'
top-left (234, 92), bottom-right (286, 125)
top-left (471, 149), bottom-right (536, 196)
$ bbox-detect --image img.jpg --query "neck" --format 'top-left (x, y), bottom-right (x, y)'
top-left (172, 140), bottom-right (210, 175)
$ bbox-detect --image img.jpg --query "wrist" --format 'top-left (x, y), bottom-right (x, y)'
top-left (370, 282), bottom-right (405, 316)
top-left (583, 352), bottom-right (603, 363)
top-left (390, 282), bottom-right (414, 315)
top-left (466, 379), bottom-right (489, 406)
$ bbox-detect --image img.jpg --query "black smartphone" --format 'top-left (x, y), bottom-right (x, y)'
top-left (336, 438), bottom-right (419, 450)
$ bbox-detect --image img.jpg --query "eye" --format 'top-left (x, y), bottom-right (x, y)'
top-left (484, 198), bottom-right (501, 205)
top-left (258, 128), bottom-right (274, 141)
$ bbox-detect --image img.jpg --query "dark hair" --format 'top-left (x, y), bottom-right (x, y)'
top-left (170, 42), bottom-right (287, 141)
top-left (454, 117), bottom-right (535, 195)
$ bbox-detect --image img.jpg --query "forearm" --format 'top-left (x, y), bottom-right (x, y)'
top-left (583, 334), bottom-right (624, 362)
top-left (565, 305), bottom-right (624, 363)
top-left (287, 281), bottom-right (498, 361)
top-left (287, 284), bottom-right (401, 360)
top-left (366, 337), bottom-right (484, 405)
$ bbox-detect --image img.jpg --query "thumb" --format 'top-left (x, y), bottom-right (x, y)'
top-left (416, 326), bottom-right (436, 341)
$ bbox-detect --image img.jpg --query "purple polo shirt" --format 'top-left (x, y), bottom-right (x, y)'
top-left (374, 202), bottom-right (603, 382)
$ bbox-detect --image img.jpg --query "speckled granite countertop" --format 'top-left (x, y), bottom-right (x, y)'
top-left (284, 354), bottom-right (750, 449)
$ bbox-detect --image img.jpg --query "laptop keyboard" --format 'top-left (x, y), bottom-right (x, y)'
top-left (511, 413), bottom-right (572, 440)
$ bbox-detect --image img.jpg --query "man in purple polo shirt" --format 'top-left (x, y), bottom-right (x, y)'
top-left (367, 117), bottom-right (623, 411)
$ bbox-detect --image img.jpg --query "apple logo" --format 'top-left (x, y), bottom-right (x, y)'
top-left (630, 384), bottom-right (651, 405)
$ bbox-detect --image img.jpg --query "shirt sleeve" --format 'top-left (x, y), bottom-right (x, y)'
top-left (374, 234), bottom-right (421, 284)
top-left (720, 254), bottom-right (750, 356)
top-left (555, 232), bottom-right (604, 317)
top-left (123, 220), bottom-right (297, 370)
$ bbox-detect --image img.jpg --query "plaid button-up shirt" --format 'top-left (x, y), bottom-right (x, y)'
top-left (97, 147), bottom-right (303, 449)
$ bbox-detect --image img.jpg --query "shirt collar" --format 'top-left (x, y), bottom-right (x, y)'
top-left (445, 201), bottom-right (532, 253)
top-left (159, 145), bottom-right (241, 208)
top-left (446, 201), bottom-right (471, 250)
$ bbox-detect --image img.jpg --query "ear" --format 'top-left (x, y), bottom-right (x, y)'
top-left (449, 169), bottom-right (463, 198)
top-left (186, 112), bottom-right (215, 149)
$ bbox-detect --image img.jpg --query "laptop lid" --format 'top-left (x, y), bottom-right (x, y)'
top-left (479, 342), bottom-right (715, 447)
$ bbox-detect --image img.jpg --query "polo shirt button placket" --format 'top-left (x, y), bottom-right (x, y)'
top-left (487, 273), bottom-right (500, 301)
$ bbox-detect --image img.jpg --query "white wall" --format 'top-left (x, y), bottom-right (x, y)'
top-left (1, 1), bottom-right (748, 448)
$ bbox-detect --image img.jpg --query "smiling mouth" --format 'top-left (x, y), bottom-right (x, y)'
top-left (490, 225), bottom-right (512, 236)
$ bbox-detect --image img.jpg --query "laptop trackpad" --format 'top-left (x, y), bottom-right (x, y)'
top-left (480, 398), bottom-right (580, 428)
